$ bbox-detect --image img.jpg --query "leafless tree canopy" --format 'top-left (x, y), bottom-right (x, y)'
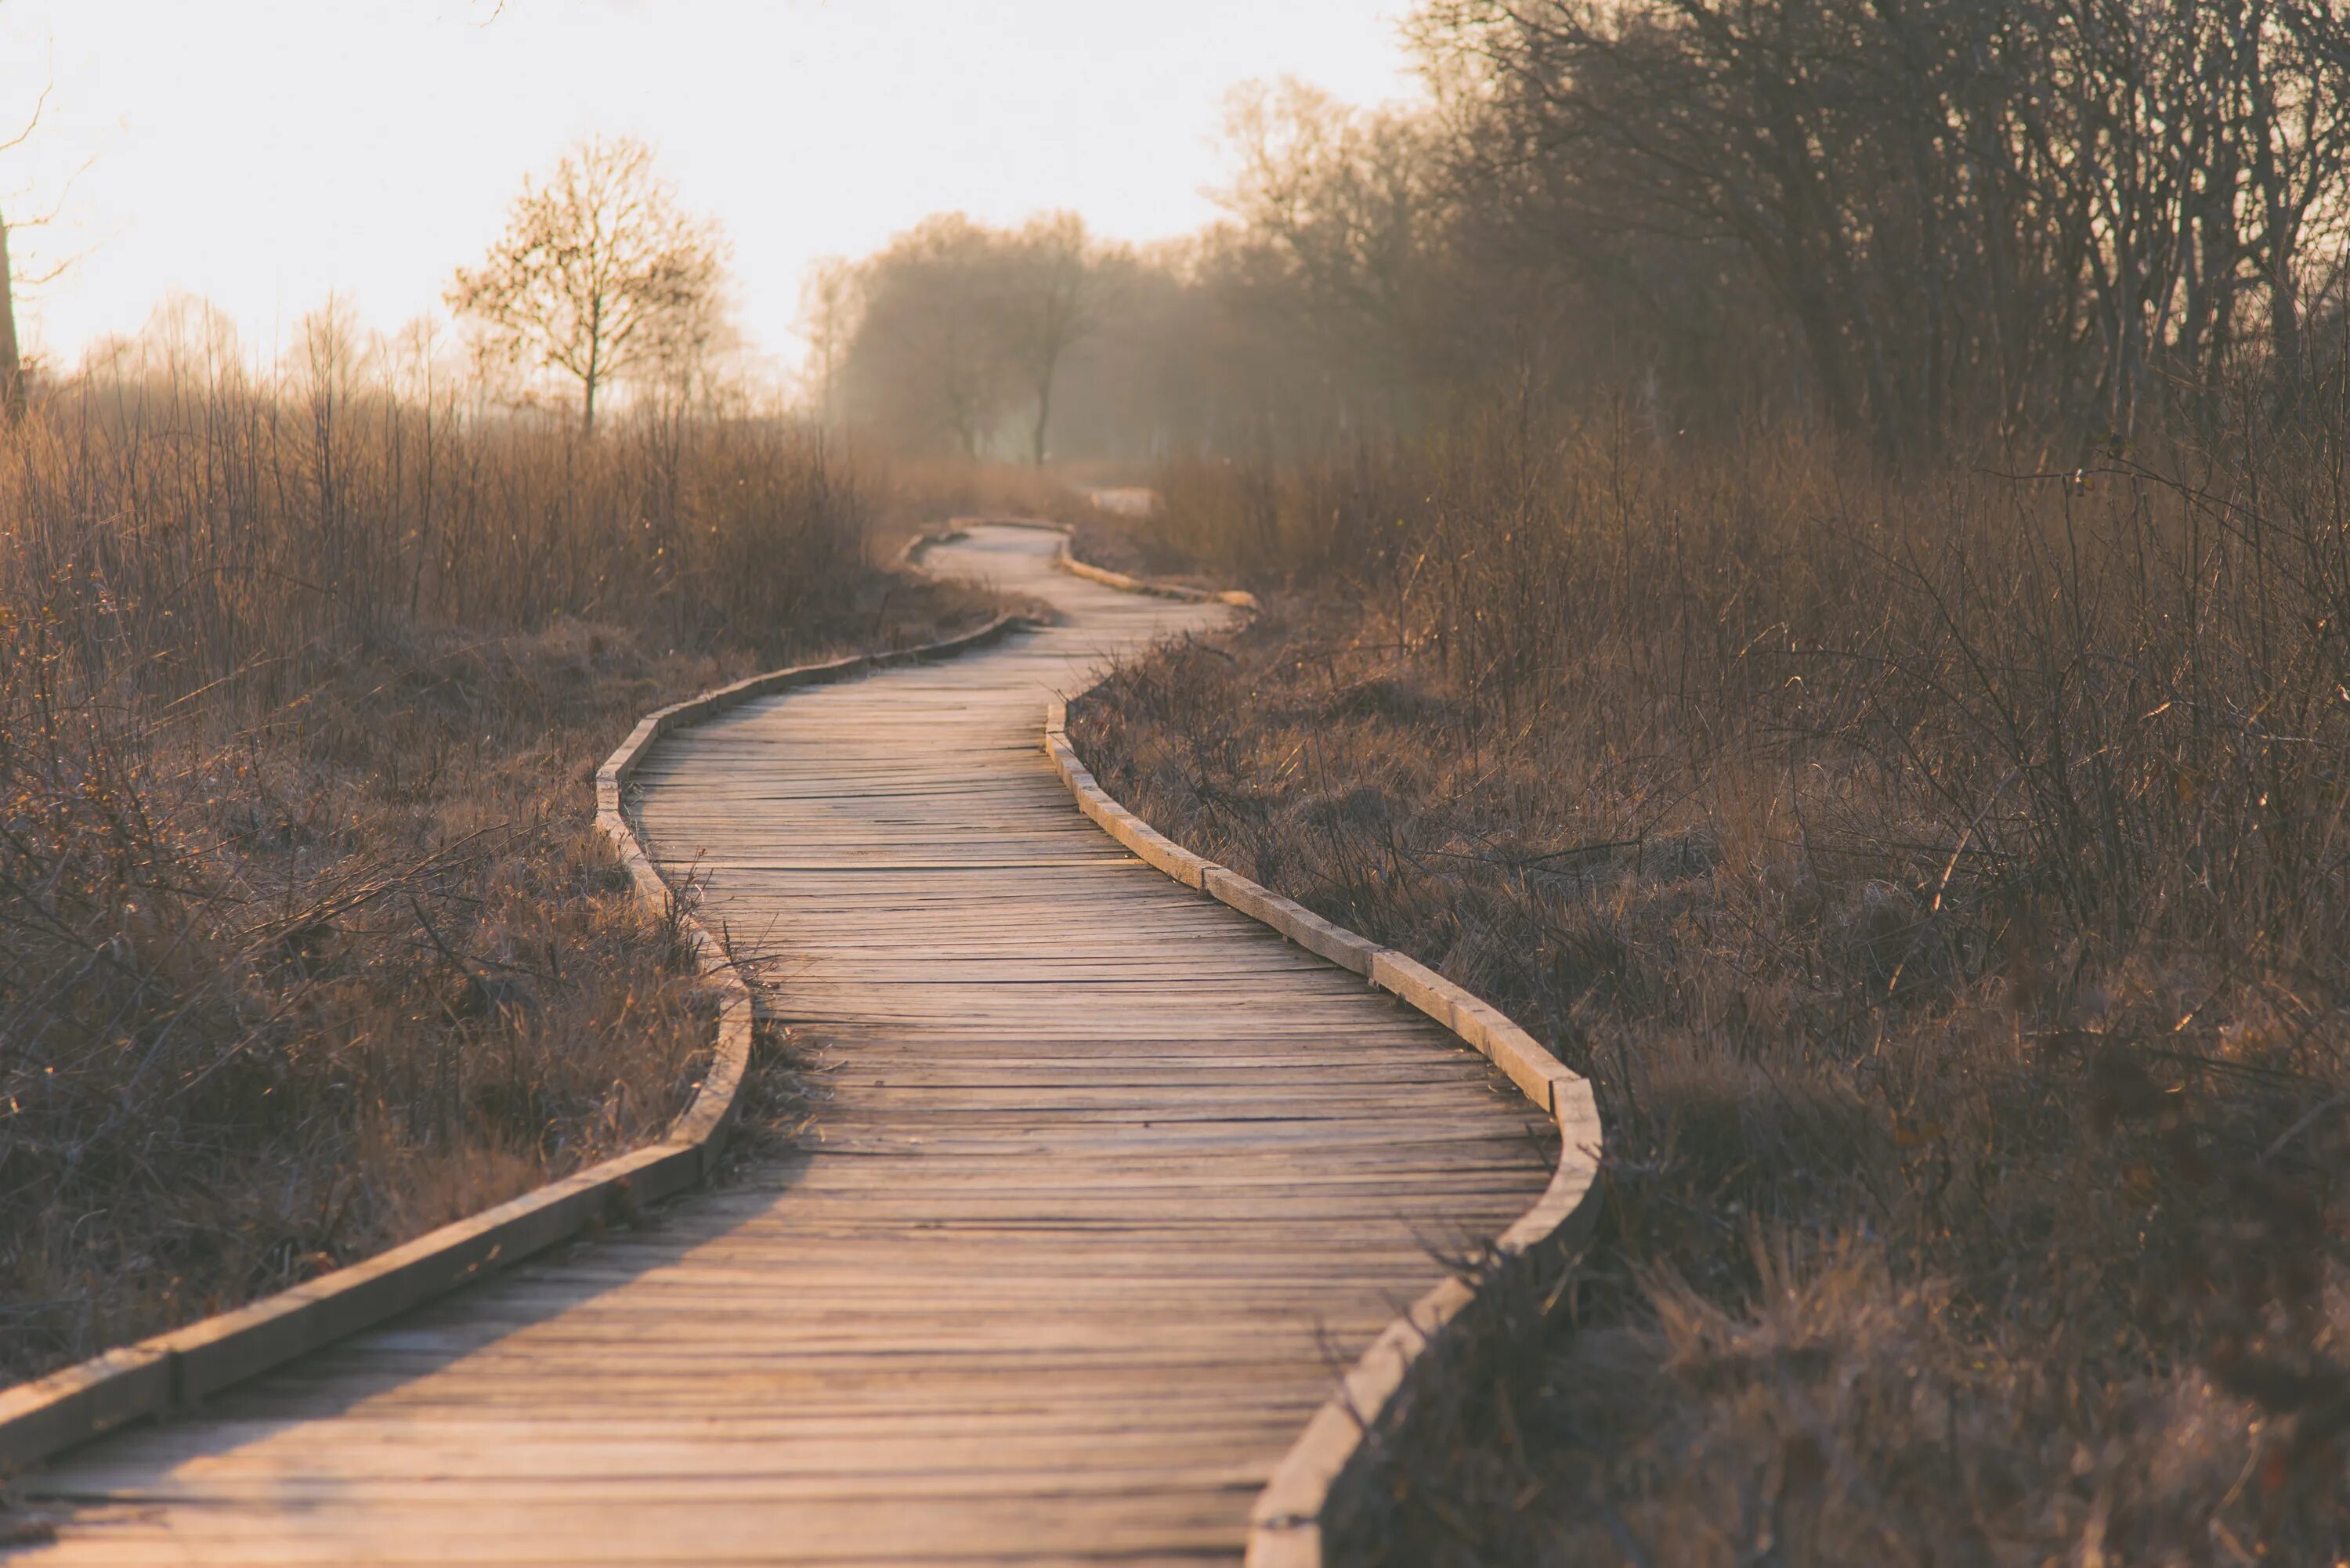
top-left (832, 212), bottom-right (1104, 463)
top-left (1423, 0), bottom-right (2350, 450)
top-left (448, 135), bottom-right (728, 433)
top-left (828, 2), bottom-right (2350, 458)
top-left (796, 256), bottom-right (857, 428)
top-left (1003, 212), bottom-right (1098, 466)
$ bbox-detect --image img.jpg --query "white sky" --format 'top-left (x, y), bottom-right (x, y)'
top-left (0, 0), bottom-right (1422, 378)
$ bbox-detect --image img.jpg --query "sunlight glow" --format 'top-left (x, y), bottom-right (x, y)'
top-left (0, 0), bottom-right (1421, 374)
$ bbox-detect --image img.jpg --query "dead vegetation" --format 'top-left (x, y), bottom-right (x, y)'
top-left (0, 340), bottom-right (992, 1386)
top-left (1071, 382), bottom-right (2350, 1562)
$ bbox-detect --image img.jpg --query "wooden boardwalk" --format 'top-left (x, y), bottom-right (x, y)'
top-left (12, 525), bottom-right (1553, 1565)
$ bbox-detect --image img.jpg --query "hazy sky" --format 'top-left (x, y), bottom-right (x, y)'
top-left (0, 0), bottom-right (1422, 378)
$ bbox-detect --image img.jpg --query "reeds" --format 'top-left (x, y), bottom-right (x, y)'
top-left (0, 336), bottom-right (989, 1384)
top-left (1073, 378), bottom-right (2350, 1561)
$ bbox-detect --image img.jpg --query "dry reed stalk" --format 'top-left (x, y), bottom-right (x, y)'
top-left (0, 356), bottom-right (996, 1386)
top-left (1076, 381), bottom-right (2350, 1563)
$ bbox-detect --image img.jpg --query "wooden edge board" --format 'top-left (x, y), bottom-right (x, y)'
top-left (0, 610), bottom-right (1025, 1476)
top-left (1043, 732), bottom-right (1213, 890)
top-left (975, 524), bottom-right (1603, 1568)
top-left (1202, 868), bottom-right (1380, 979)
top-left (1056, 544), bottom-right (1261, 610)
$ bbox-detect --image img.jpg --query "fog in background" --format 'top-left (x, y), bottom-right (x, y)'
top-left (4, 0), bottom-right (2340, 461)
top-left (0, 0), bottom-right (1420, 371)
top-left (837, 1), bottom-right (2350, 462)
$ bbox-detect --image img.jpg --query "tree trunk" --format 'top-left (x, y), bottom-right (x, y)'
top-left (0, 208), bottom-right (25, 425)
top-left (582, 301), bottom-right (603, 435)
top-left (2268, 237), bottom-right (2303, 385)
top-left (1030, 366), bottom-right (1054, 466)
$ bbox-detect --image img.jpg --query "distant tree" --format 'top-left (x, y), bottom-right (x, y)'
top-left (797, 255), bottom-right (858, 426)
top-left (1002, 213), bottom-right (1101, 464)
top-left (839, 215), bottom-right (1017, 457)
top-left (1216, 81), bottom-right (1448, 432)
top-left (832, 213), bottom-right (1107, 461)
top-left (448, 135), bottom-right (727, 434)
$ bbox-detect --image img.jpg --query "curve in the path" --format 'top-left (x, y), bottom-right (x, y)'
top-left (12, 524), bottom-right (1553, 1566)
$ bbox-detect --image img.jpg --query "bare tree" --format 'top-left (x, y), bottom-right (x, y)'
top-left (1415, 0), bottom-right (2350, 450)
top-left (830, 214), bottom-right (1109, 461)
top-left (0, 72), bottom-right (62, 427)
top-left (1217, 81), bottom-right (1447, 435)
top-left (448, 135), bottom-right (727, 434)
top-left (0, 190), bottom-right (82, 429)
top-left (797, 255), bottom-right (858, 427)
top-left (0, 208), bottom-right (24, 425)
top-left (838, 215), bottom-right (1016, 457)
top-left (1003, 213), bottom-right (1099, 465)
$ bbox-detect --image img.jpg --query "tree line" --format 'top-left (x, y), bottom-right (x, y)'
top-left (20, 134), bottom-right (734, 440)
top-left (823, 0), bottom-right (2350, 460)
top-left (808, 212), bottom-right (1095, 463)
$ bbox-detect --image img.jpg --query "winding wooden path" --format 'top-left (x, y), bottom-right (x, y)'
top-left (12, 525), bottom-right (1553, 1566)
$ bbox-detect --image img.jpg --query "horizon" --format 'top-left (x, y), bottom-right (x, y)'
top-left (0, 0), bottom-right (1423, 378)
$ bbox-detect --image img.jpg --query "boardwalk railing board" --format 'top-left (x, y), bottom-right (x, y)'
top-left (0, 612), bottom-right (1022, 1476)
top-left (1033, 580), bottom-right (1603, 1568)
top-left (1053, 547), bottom-right (1260, 609)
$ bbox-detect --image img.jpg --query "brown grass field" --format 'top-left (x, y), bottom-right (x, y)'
top-left (0, 360), bottom-right (994, 1386)
top-left (1072, 384), bottom-right (2350, 1563)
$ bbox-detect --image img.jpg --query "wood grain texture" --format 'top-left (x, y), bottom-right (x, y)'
top-left (8, 525), bottom-right (1553, 1566)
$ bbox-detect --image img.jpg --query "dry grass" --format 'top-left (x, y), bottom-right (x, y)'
top-left (0, 351), bottom-right (995, 1386)
top-left (1071, 387), bottom-right (2350, 1562)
